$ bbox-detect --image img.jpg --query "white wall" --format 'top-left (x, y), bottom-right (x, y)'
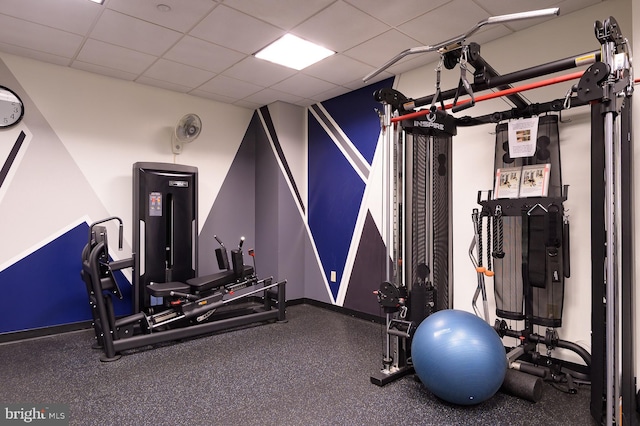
top-left (0, 52), bottom-right (254, 256)
top-left (395, 0), bottom-right (632, 364)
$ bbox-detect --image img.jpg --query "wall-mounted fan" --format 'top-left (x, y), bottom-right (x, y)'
top-left (171, 113), bottom-right (202, 154)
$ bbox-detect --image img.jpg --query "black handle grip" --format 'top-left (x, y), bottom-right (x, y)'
top-left (451, 100), bottom-right (475, 113)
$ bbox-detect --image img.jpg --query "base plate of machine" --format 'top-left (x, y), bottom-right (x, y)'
top-left (370, 366), bottom-right (415, 386)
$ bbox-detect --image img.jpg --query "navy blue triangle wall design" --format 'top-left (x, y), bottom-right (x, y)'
top-left (307, 78), bottom-right (392, 302)
top-left (0, 222), bottom-right (131, 334)
top-left (318, 79), bottom-right (393, 164)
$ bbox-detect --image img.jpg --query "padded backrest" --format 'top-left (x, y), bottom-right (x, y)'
top-left (215, 247), bottom-right (230, 271)
top-left (231, 249), bottom-right (244, 279)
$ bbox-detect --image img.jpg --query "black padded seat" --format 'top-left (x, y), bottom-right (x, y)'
top-left (187, 271), bottom-right (236, 293)
top-left (187, 266), bottom-right (255, 293)
top-left (146, 281), bottom-right (191, 297)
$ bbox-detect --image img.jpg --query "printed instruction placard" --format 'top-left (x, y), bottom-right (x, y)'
top-left (508, 117), bottom-right (539, 158)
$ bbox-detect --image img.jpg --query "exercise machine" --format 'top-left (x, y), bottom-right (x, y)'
top-left (370, 105), bottom-right (454, 386)
top-left (132, 162), bottom-right (198, 312)
top-left (366, 10), bottom-right (635, 421)
top-left (81, 161), bottom-right (286, 361)
top-left (81, 217), bottom-right (286, 361)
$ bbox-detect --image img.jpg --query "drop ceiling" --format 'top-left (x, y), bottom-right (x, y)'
top-left (0, 0), bottom-right (604, 109)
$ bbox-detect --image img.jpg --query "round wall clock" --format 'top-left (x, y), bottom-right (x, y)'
top-left (0, 85), bottom-right (24, 128)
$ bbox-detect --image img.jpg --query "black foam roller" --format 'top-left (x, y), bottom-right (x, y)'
top-left (500, 369), bottom-right (543, 402)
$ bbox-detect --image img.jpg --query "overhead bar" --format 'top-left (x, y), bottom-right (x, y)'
top-left (390, 70), bottom-right (584, 123)
top-left (362, 7), bottom-right (560, 83)
top-left (403, 50), bottom-right (599, 112)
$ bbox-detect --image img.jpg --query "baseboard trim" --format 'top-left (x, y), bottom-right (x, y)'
top-left (0, 299), bottom-right (385, 344)
top-left (287, 298), bottom-right (384, 324)
top-left (0, 321), bottom-right (93, 345)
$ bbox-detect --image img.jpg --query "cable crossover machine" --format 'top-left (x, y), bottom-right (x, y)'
top-left (364, 8), bottom-right (635, 426)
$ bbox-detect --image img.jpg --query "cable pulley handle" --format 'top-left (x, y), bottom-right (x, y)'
top-left (485, 213), bottom-right (494, 277)
top-left (476, 210), bottom-right (485, 273)
top-left (493, 205), bottom-right (505, 259)
top-left (429, 56), bottom-right (446, 113)
top-left (452, 47), bottom-right (476, 113)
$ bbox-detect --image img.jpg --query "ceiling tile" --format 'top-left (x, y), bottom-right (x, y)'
top-left (141, 59), bottom-right (216, 88)
top-left (292, 2), bottom-right (390, 52)
top-left (0, 14), bottom-right (83, 58)
top-left (385, 52), bottom-right (440, 76)
top-left (0, 41), bottom-right (71, 67)
top-left (190, 89), bottom-right (238, 104)
top-left (473, 0), bottom-right (571, 31)
top-left (222, 56), bottom-right (296, 87)
top-left (293, 98), bottom-right (318, 107)
top-left (474, 0), bottom-right (562, 16)
top-left (0, 0), bottom-right (608, 109)
top-left (310, 85), bottom-right (352, 102)
top-left (233, 98), bottom-right (263, 109)
top-left (270, 73), bottom-right (338, 99)
top-left (136, 75), bottom-right (192, 93)
top-left (344, 0), bottom-right (450, 27)
top-left (190, 5), bottom-right (284, 54)
top-left (106, 0), bottom-right (217, 33)
top-left (76, 39), bottom-right (157, 75)
top-left (468, 25), bottom-right (513, 48)
top-left (553, 0), bottom-right (603, 15)
top-left (72, 61), bottom-right (138, 81)
top-left (398, 0), bottom-right (490, 46)
top-left (343, 29), bottom-right (423, 68)
top-left (163, 36), bottom-right (246, 74)
top-left (0, 0), bottom-right (102, 35)
top-left (197, 74), bottom-right (264, 99)
top-left (303, 54), bottom-right (373, 86)
top-left (222, 0), bottom-right (335, 30)
top-left (242, 88), bottom-right (304, 106)
top-left (90, 9), bottom-right (182, 56)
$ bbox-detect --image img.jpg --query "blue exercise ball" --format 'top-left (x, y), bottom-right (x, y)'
top-left (411, 309), bottom-right (507, 405)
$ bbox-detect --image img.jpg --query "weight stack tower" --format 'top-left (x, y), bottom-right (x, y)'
top-left (132, 162), bottom-right (198, 312)
top-left (400, 110), bottom-right (456, 316)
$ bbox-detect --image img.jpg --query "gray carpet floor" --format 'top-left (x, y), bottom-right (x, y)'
top-left (0, 304), bottom-right (597, 425)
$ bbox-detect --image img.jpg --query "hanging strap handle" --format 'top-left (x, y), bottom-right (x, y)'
top-left (452, 46), bottom-right (476, 113)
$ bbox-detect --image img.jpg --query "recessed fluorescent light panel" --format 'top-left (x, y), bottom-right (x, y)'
top-left (255, 34), bottom-right (335, 70)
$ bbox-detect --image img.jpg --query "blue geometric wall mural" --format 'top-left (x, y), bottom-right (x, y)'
top-left (307, 78), bottom-right (393, 301)
top-left (0, 222), bottom-right (132, 334)
top-left (319, 79), bottom-right (392, 165)
top-left (308, 115), bottom-right (365, 300)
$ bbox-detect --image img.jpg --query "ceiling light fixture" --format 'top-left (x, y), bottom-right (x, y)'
top-left (157, 4), bottom-right (172, 12)
top-left (88, 0), bottom-right (105, 4)
top-left (254, 34), bottom-right (335, 71)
